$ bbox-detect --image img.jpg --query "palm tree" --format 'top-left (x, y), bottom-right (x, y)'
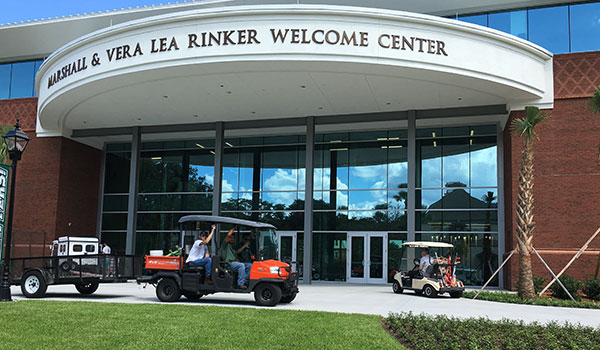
top-left (589, 86), bottom-right (600, 168)
top-left (0, 124), bottom-right (13, 165)
top-left (510, 106), bottom-right (548, 300)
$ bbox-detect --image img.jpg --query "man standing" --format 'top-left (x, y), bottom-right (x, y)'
top-left (101, 242), bottom-right (111, 255)
top-left (221, 226), bottom-right (247, 289)
top-left (186, 225), bottom-right (216, 284)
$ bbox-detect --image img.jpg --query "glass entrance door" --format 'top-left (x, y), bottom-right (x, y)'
top-left (347, 233), bottom-right (387, 283)
top-left (278, 232), bottom-right (297, 271)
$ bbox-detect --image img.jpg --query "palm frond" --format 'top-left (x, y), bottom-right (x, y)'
top-left (589, 86), bottom-right (600, 115)
top-left (510, 106), bottom-right (548, 141)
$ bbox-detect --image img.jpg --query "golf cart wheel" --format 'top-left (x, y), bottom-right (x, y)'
top-left (183, 292), bottom-right (203, 301)
top-left (392, 280), bottom-right (403, 294)
top-left (254, 283), bottom-right (282, 306)
top-left (20, 270), bottom-right (47, 298)
top-left (156, 278), bottom-right (181, 302)
top-left (423, 285), bottom-right (438, 298)
top-left (450, 291), bottom-right (463, 298)
top-left (279, 292), bottom-right (297, 304)
top-left (75, 282), bottom-right (99, 295)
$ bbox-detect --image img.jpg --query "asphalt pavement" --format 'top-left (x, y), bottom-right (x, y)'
top-left (9, 283), bottom-right (600, 327)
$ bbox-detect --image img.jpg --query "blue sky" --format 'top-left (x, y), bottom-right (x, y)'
top-left (0, 0), bottom-right (196, 25)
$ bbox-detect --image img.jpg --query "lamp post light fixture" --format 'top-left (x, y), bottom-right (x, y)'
top-left (0, 119), bottom-right (30, 302)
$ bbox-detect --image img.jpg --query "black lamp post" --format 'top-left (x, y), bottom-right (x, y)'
top-left (0, 119), bottom-right (30, 302)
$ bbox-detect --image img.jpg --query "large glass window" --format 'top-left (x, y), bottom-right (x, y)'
top-left (528, 6), bottom-right (569, 54)
top-left (570, 2), bottom-right (600, 52)
top-left (0, 59), bottom-right (44, 100)
top-left (459, 14), bottom-right (487, 26)
top-left (416, 125), bottom-right (498, 286)
top-left (489, 10), bottom-right (527, 40)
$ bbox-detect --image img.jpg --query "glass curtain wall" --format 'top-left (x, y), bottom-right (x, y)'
top-left (313, 130), bottom-right (408, 281)
top-left (220, 135), bottom-right (305, 230)
top-left (0, 59), bottom-right (44, 100)
top-left (457, 1), bottom-right (600, 54)
top-left (416, 125), bottom-right (498, 285)
top-left (136, 140), bottom-right (215, 255)
top-left (100, 144), bottom-right (131, 254)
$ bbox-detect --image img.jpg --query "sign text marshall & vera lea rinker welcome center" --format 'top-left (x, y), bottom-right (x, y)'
top-left (46, 27), bottom-right (449, 89)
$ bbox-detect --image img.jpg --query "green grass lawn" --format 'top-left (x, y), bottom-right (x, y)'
top-left (0, 301), bottom-right (401, 350)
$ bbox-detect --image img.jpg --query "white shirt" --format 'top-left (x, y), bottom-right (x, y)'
top-left (102, 246), bottom-right (111, 254)
top-left (186, 239), bottom-right (209, 263)
top-left (420, 254), bottom-right (432, 272)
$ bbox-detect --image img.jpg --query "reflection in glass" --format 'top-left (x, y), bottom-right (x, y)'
top-left (388, 233), bottom-right (407, 283)
top-left (103, 195), bottom-right (128, 212)
top-left (470, 137), bottom-right (497, 187)
top-left (348, 190), bottom-right (387, 210)
top-left (442, 138), bottom-right (469, 187)
top-left (102, 213), bottom-right (128, 230)
top-left (349, 144), bottom-right (386, 189)
top-left (9, 61), bottom-right (35, 98)
top-left (418, 189), bottom-right (442, 209)
top-left (418, 139), bottom-right (442, 188)
top-left (104, 152), bottom-right (130, 193)
top-left (0, 64), bottom-right (10, 99)
top-left (351, 236), bottom-right (365, 278)
top-left (388, 190), bottom-right (408, 209)
top-left (312, 233), bottom-right (347, 281)
top-left (135, 231), bottom-right (180, 256)
top-left (570, 2), bottom-right (600, 53)
top-left (489, 10), bottom-right (527, 39)
top-left (458, 14), bottom-right (487, 26)
top-left (369, 236), bottom-right (384, 279)
top-left (139, 154), bottom-right (184, 193)
top-left (528, 6), bottom-right (569, 53)
top-left (188, 153), bottom-right (214, 192)
top-left (416, 210), bottom-right (497, 232)
top-left (470, 189), bottom-right (498, 209)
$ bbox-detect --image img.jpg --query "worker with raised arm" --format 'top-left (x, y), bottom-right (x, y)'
top-left (221, 225), bottom-right (247, 289)
top-left (186, 224), bottom-right (216, 284)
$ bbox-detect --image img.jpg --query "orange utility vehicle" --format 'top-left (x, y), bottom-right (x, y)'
top-left (137, 215), bottom-right (298, 306)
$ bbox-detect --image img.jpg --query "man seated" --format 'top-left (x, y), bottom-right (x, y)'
top-left (186, 225), bottom-right (215, 284)
top-left (419, 249), bottom-right (433, 277)
top-left (236, 233), bottom-right (254, 278)
top-left (221, 226), bottom-right (247, 289)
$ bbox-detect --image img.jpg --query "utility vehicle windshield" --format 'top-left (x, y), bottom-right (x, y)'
top-left (256, 228), bottom-right (278, 261)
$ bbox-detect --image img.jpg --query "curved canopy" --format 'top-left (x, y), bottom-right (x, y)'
top-left (402, 241), bottom-right (454, 248)
top-left (35, 5), bottom-right (553, 139)
top-left (178, 215), bottom-right (276, 229)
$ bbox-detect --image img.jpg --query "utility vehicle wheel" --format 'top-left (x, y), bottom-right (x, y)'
top-left (254, 283), bottom-right (282, 306)
top-left (75, 282), bottom-right (99, 295)
top-left (183, 292), bottom-right (203, 301)
top-left (423, 285), bottom-right (438, 298)
top-left (20, 270), bottom-right (47, 298)
top-left (392, 280), bottom-right (403, 294)
top-left (156, 278), bottom-right (181, 302)
top-left (279, 292), bottom-right (297, 303)
top-left (450, 291), bottom-right (463, 298)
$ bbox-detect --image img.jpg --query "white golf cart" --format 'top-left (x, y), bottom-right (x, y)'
top-left (391, 241), bottom-right (465, 298)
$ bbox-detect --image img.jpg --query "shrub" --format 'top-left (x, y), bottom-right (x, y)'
top-left (549, 274), bottom-right (583, 301)
top-left (384, 312), bottom-right (600, 350)
top-left (462, 291), bottom-right (600, 309)
top-left (516, 275), bottom-right (547, 294)
top-left (583, 276), bottom-right (600, 301)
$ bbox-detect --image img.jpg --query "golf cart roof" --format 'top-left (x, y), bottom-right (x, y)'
top-left (402, 241), bottom-right (454, 248)
top-left (178, 215), bottom-right (276, 229)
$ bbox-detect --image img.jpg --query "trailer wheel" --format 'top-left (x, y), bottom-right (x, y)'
top-left (20, 270), bottom-right (47, 298)
top-left (279, 292), bottom-right (297, 304)
top-left (254, 283), bottom-right (282, 306)
top-left (156, 278), bottom-right (181, 302)
top-left (183, 292), bottom-right (203, 301)
top-left (75, 282), bottom-right (99, 295)
top-left (60, 261), bottom-right (71, 271)
top-left (423, 284), bottom-right (438, 298)
top-left (392, 280), bottom-right (403, 294)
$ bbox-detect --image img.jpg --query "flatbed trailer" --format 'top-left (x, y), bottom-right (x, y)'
top-left (9, 254), bottom-right (141, 298)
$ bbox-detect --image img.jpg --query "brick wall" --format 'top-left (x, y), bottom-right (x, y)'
top-left (504, 50), bottom-right (600, 288)
top-left (0, 98), bottom-right (101, 247)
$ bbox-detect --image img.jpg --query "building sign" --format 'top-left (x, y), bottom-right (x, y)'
top-left (46, 26), bottom-right (449, 89)
top-left (0, 164), bottom-right (9, 263)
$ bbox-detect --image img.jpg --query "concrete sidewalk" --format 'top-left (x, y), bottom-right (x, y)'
top-left (10, 283), bottom-right (600, 327)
